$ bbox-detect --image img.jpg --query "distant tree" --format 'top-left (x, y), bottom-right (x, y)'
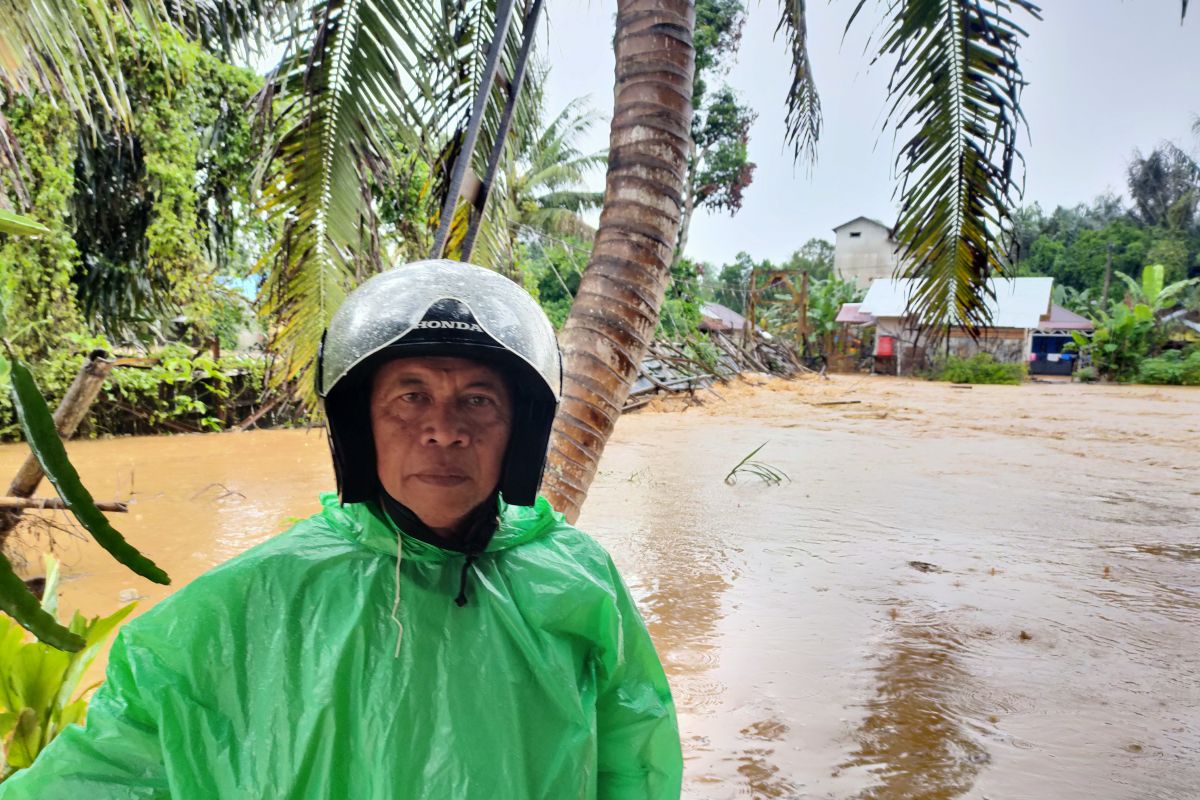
top-left (674, 0), bottom-right (757, 264)
top-left (780, 237), bottom-right (834, 280)
top-left (709, 251), bottom-right (757, 312)
top-left (1127, 143), bottom-right (1200, 230)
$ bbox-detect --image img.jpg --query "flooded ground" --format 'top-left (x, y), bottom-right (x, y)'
top-left (3, 375), bottom-right (1198, 799)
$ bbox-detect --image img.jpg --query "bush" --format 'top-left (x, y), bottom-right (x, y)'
top-left (934, 353), bottom-right (1025, 385)
top-left (0, 337), bottom-right (283, 439)
top-left (1075, 366), bottom-right (1099, 383)
top-left (1135, 349), bottom-right (1200, 385)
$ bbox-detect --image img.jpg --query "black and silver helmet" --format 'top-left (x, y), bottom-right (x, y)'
top-left (317, 259), bottom-right (562, 506)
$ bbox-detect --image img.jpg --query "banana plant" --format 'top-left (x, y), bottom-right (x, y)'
top-left (1113, 263), bottom-right (1200, 315)
top-left (0, 556), bottom-right (134, 781)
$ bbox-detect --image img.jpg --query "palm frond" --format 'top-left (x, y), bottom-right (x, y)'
top-left (0, 0), bottom-right (134, 131)
top-left (254, 0), bottom-right (451, 403)
top-left (856, 0), bottom-right (1040, 331)
top-left (144, 0), bottom-right (287, 60)
top-left (724, 441), bottom-right (790, 486)
top-left (776, 0), bottom-right (822, 165)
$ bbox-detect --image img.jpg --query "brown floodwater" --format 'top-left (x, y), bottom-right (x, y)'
top-left (3, 376), bottom-right (1198, 799)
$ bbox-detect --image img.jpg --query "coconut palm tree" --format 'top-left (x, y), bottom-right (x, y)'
top-left (541, 0), bottom-right (1050, 518)
top-left (474, 90), bottom-right (605, 273)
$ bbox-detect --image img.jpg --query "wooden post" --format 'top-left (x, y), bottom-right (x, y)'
top-left (0, 350), bottom-right (114, 542)
top-left (1100, 242), bottom-right (1114, 308)
top-left (744, 267), bottom-right (756, 348)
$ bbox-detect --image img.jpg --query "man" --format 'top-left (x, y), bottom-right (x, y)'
top-left (2, 260), bottom-right (683, 798)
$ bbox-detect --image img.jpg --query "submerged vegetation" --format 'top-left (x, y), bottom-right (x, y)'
top-left (934, 354), bottom-right (1025, 386)
top-left (724, 442), bottom-right (789, 486)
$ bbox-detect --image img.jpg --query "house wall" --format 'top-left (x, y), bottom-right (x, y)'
top-left (947, 328), bottom-right (1029, 363)
top-left (833, 221), bottom-right (902, 289)
top-left (872, 319), bottom-right (1031, 374)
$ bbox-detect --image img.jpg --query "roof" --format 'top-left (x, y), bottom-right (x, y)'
top-left (833, 216), bottom-right (892, 233)
top-left (700, 302), bottom-right (749, 332)
top-left (835, 303), bottom-right (876, 325)
top-left (1036, 304), bottom-right (1094, 331)
top-left (858, 277), bottom-right (1053, 328)
top-left (1164, 308), bottom-right (1200, 334)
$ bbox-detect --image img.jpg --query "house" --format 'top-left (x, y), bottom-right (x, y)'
top-left (832, 216), bottom-right (904, 289)
top-left (699, 301), bottom-right (749, 334)
top-left (853, 277), bottom-right (1062, 375)
top-left (1029, 304), bottom-right (1094, 376)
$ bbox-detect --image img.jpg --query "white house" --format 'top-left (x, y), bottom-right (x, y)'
top-left (856, 277), bottom-right (1055, 374)
top-left (832, 216), bottom-right (903, 289)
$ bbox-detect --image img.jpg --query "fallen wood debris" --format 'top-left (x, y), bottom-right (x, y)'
top-left (623, 333), bottom-right (812, 412)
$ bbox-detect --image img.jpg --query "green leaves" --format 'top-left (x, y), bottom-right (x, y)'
top-left (0, 354), bottom-right (163, 647)
top-left (0, 0), bottom-right (134, 132)
top-left (252, 0), bottom-right (530, 405)
top-left (777, 0), bottom-right (822, 166)
top-left (0, 211), bottom-right (49, 237)
top-left (0, 556), bottom-right (135, 777)
top-left (0, 552), bottom-right (82, 653)
top-left (850, 0), bottom-right (1040, 331)
top-left (9, 361), bottom-right (169, 587)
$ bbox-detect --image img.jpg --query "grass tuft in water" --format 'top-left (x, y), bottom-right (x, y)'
top-left (724, 442), bottom-right (789, 486)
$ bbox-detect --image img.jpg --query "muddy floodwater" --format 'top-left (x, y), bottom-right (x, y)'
top-left (4, 375), bottom-right (1199, 799)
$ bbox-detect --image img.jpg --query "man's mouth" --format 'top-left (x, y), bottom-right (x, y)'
top-left (412, 473), bottom-right (470, 487)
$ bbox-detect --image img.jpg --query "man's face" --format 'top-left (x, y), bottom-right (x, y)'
top-left (370, 356), bottom-right (513, 534)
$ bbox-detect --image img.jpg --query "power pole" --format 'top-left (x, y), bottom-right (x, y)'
top-left (429, 0), bottom-right (518, 260)
top-left (1100, 242), bottom-right (1114, 308)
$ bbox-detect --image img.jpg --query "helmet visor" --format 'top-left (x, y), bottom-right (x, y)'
top-left (319, 260), bottom-right (561, 400)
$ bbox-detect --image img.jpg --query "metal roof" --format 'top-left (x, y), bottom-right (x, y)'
top-left (858, 277), bottom-right (1053, 328)
top-left (835, 303), bottom-right (876, 325)
top-left (832, 216), bottom-right (892, 233)
top-left (1036, 304), bottom-right (1094, 332)
top-left (700, 302), bottom-right (748, 332)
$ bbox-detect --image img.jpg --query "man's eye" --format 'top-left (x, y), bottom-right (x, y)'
top-left (465, 395), bottom-right (494, 407)
top-left (400, 392), bottom-right (426, 403)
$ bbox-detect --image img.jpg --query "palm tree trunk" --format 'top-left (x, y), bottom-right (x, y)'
top-left (541, 0), bottom-right (695, 522)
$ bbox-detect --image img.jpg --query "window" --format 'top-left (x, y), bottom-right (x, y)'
top-left (849, 231), bottom-right (862, 238)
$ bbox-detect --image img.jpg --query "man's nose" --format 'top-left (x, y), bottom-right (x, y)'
top-left (422, 402), bottom-right (469, 447)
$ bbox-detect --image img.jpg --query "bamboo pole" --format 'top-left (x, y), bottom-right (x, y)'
top-left (0, 497), bottom-right (127, 512)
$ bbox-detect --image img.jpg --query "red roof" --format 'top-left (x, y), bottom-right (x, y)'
top-left (836, 303), bottom-right (876, 325)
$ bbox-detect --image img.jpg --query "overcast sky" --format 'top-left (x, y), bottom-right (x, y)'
top-left (539, 0), bottom-right (1200, 267)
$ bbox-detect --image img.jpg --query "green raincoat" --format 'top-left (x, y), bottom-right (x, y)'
top-left (0, 494), bottom-right (682, 798)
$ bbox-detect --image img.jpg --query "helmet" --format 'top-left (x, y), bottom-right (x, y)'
top-left (317, 260), bottom-right (562, 506)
